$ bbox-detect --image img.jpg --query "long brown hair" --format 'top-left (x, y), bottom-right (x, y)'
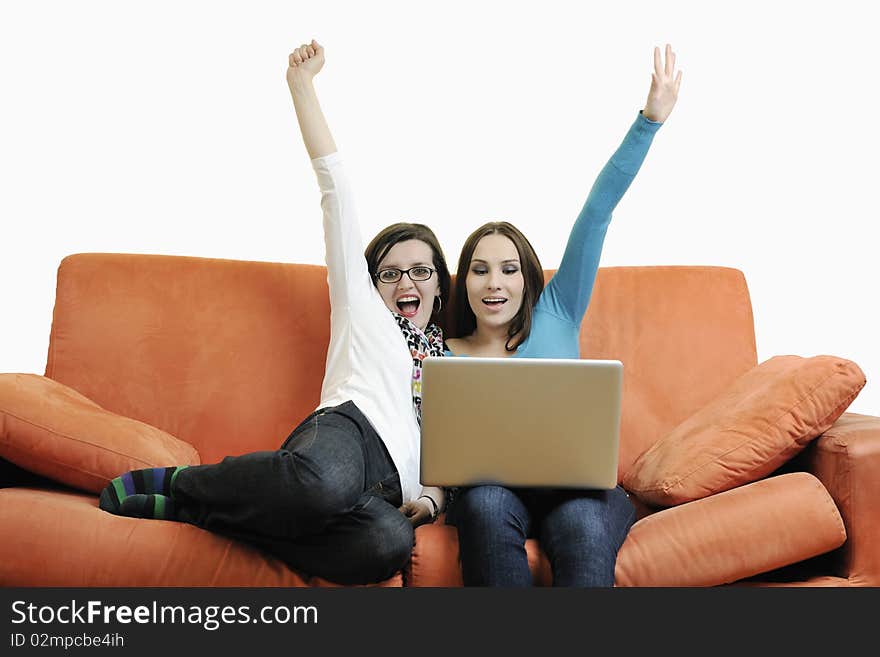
top-left (453, 221), bottom-right (544, 351)
top-left (364, 222), bottom-right (451, 321)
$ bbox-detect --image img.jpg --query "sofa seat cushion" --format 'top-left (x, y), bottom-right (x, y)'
top-left (0, 373), bottom-right (201, 493)
top-left (0, 487), bottom-right (401, 587)
top-left (623, 355), bottom-right (865, 506)
top-left (615, 472), bottom-right (846, 586)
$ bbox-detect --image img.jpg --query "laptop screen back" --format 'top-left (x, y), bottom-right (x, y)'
top-left (420, 357), bottom-right (622, 489)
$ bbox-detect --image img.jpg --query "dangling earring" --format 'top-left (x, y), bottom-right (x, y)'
top-left (433, 296), bottom-right (442, 314)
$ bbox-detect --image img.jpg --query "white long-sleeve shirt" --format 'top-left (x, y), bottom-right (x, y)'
top-left (311, 152), bottom-right (422, 504)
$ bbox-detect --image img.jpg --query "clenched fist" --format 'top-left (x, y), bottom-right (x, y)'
top-left (287, 39), bottom-right (325, 88)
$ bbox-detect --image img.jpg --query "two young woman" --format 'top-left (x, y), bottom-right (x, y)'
top-left (99, 40), bottom-right (681, 587)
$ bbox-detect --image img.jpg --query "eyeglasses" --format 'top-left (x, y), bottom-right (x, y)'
top-left (375, 266), bottom-right (436, 284)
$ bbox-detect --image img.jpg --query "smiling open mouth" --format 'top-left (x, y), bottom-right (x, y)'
top-left (482, 297), bottom-right (507, 306)
top-left (396, 296), bottom-right (421, 316)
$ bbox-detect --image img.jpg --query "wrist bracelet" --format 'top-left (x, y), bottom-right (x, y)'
top-left (419, 495), bottom-right (439, 519)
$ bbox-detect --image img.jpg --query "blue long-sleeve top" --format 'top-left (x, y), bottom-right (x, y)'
top-left (446, 111), bottom-right (662, 358)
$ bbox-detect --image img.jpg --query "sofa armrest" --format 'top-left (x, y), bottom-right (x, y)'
top-left (801, 412), bottom-right (880, 586)
top-left (615, 472), bottom-right (845, 586)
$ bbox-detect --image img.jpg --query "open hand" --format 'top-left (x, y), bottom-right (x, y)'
top-left (287, 39), bottom-right (324, 86)
top-left (399, 499), bottom-right (435, 528)
top-left (643, 44), bottom-right (682, 123)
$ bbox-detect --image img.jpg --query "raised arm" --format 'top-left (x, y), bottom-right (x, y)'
top-left (286, 41), bottom-right (374, 306)
top-left (287, 40), bottom-right (337, 159)
top-left (541, 44), bottom-right (682, 324)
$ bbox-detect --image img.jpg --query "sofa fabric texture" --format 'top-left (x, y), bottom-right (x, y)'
top-left (44, 254), bottom-right (331, 465)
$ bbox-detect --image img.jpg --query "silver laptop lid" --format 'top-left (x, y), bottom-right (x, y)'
top-left (420, 357), bottom-right (622, 489)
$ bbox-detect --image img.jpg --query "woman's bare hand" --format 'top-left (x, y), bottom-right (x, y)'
top-left (643, 43), bottom-right (682, 123)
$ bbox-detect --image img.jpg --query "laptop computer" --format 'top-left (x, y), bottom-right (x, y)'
top-left (419, 357), bottom-right (623, 490)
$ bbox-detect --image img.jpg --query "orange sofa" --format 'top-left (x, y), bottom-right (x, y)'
top-left (1, 254), bottom-right (877, 587)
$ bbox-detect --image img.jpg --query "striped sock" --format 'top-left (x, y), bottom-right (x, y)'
top-left (99, 466), bottom-right (188, 515)
top-left (118, 494), bottom-right (178, 520)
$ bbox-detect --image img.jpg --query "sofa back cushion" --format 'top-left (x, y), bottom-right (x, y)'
top-left (47, 257), bottom-right (758, 474)
top-left (46, 254), bottom-right (329, 464)
top-left (582, 266), bottom-right (758, 479)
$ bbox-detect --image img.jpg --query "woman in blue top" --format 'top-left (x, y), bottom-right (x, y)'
top-left (443, 44), bottom-right (682, 586)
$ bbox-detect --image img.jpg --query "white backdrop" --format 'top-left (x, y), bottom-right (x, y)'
top-left (1, 1), bottom-right (877, 414)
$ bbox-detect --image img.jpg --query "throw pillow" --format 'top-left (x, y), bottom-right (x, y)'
top-left (0, 373), bottom-right (200, 493)
top-left (623, 355), bottom-right (865, 506)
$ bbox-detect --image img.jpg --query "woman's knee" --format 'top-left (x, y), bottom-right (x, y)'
top-left (378, 509), bottom-right (415, 564)
top-left (543, 487), bottom-right (635, 553)
top-left (455, 485), bottom-right (527, 534)
top-left (355, 506), bottom-right (415, 582)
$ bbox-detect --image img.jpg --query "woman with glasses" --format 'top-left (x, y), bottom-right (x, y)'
top-left (443, 45), bottom-right (682, 586)
top-left (97, 40), bottom-right (450, 585)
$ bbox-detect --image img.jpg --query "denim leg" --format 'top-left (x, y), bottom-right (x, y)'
top-left (537, 485), bottom-right (636, 587)
top-left (162, 401), bottom-right (408, 581)
top-left (278, 491), bottom-right (415, 584)
top-left (171, 406), bottom-right (368, 541)
top-left (448, 485), bottom-right (533, 587)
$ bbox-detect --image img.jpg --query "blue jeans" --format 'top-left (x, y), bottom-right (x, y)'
top-left (446, 484), bottom-right (636, 587)
top-left (170, 401), bottom-right (414, 584)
